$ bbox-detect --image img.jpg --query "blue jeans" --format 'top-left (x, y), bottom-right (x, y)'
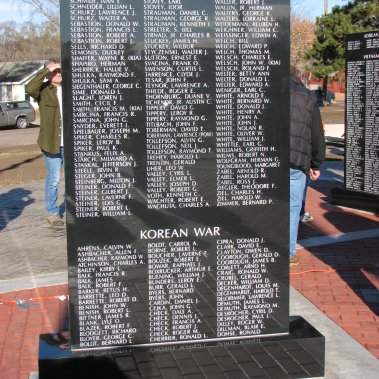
top-left (43, 148), bottom-right (64, 216)
top-left (290, 168), bottom-right (306, 257)
top-left (300, 175), bottom-right (311, 216)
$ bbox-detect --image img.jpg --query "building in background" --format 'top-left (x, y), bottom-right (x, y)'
top-left (0, 61), bottom-right (45, 107)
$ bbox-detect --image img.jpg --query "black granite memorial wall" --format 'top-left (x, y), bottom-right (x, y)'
top-left (332, 31), bottom-right (379, 211)
top-left (60, 0), bottom-right (291, 351)
top-left (345, 31), bottom-right (379, 195)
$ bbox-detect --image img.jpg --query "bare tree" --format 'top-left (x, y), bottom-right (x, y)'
top-left (21, 21), bottom-right (60, 59)
top-left (290, 15), bottom-right (316, 69)
top-left (290, 0), bottom-right (316, 71)
top-left (0, 20), bottom-right (60, 61)
top-left (2, 0), bottom-right (61, 61)
top-left (20, 0), bottom-right (59, 26)
top-left (0, 22), bottom-right (21, 61)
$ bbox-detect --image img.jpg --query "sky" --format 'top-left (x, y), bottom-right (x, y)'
top-left (293, 0), bottom-right (349, 20)
top-left (0, 1), bottom-right (33, 23)
top-left (0, 0), bottom-right (349, 24)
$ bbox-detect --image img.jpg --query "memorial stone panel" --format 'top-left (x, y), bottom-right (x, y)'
top-left (345, 31), bottom-right (379, 195)
top-left (61, 0), bottom-right (290, 350)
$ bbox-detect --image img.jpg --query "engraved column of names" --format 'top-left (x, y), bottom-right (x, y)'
top-left (148, 240), bottom-right (211, 342)
top-left (70, 0), bottom-right (142, 218)
top-left (217, 238), bottom-right (280, 337)
top-left (364, 57), bottom-right (379, 193)
top-left (215, 0), bottom-right (281, 207)
top-left (346, 58), bottom-right (365, 191)
top-left (77, 244), bottom-right (145, 347)
top-left (144, 0), bottom-right (212, 210)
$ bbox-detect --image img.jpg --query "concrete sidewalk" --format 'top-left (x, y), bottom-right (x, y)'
top-left (0, 180), bottom-right (67, 283)
top-left (0, 159), bottom-right (378, 378)
top-left (324, 124), bottom-right (344, 144)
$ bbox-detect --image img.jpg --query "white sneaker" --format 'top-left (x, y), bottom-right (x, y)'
top-left (300, 211), bottom-right (313, 222)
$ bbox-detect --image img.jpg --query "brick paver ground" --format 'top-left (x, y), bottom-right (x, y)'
top-left (0, 285), bottom-right (69, 378)
top-left (291, 180), bottom-right (379, 359)
top-left (298, 181), bottom-right (379, 239)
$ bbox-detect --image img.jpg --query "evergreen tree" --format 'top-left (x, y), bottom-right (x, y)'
top-left (306, 0), bottom-right (379, 95)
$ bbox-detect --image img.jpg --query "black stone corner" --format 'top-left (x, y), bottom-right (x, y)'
top-left (331, 186), bottom-right (379, 212)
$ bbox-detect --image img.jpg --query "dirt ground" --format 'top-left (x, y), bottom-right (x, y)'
top-left (0, 144), bottom-right (45, 186)
top-left (320, 99), bottom-right (345, 124)
top-left (0, 100), bottom-right (345, 187)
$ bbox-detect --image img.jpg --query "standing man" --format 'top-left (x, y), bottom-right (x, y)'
top-left (26, 59), bottom-right (64, 227)
top-left (290, 66), bottom-right (325, 266)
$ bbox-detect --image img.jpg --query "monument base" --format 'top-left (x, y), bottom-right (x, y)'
top-left (331, 186), bottom-right (379, 212)
top-left (39, 316), bottom-right (325, 379)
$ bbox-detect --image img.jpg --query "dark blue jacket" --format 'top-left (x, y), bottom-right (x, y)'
top-left (290, 75), bottom-right (325, 172)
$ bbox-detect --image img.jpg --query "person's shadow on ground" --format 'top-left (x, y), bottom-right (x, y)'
top-left (0, 188), bottom-right (34, 230)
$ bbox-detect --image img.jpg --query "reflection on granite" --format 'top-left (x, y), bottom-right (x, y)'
top-left (39, 316), bottom-right (324, 378)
